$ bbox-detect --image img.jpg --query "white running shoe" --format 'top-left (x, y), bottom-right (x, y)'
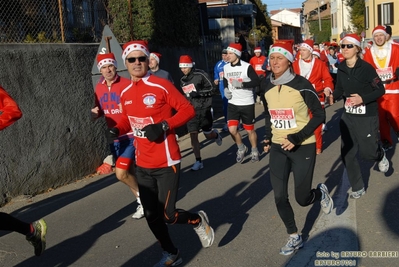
top-left (194, 211), bottom-right (214, 248)
top-left (132, 204), bottom-right (144, 219)
top-left (279, 235), bottom-right (303, 255)
top-left (318, 183), bottom-right (333, 214)
top-left (378, 151), bottom-right (389, 173)
top-left (350, 188), bottom-right (366, 199)
top-left (191, 161), bottom-right (203, 171)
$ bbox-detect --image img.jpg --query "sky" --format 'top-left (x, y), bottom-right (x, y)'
top-left (261, 0), bottom-right (304, 11)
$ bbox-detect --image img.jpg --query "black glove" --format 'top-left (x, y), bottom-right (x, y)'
top-left (395, 67), bottom-right (399, 78)
top-left (106, 127), bottom-right (119, 144)
top-left (142, 123), bottom-right (164, 142)
top-left (189, 91), bottom-right (199, 98)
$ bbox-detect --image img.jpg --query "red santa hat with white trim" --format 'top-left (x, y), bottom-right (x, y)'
top-left (269, 40), bottom-right (294, 62)
top-left (227, 43), bottom-right (242, 57)
top-left (150, 52), bottom-right (162, 64)
top-left (372, 25), bottom-right (387, 37)
top-left (300, 39), bottom-right (314, 53)
top-left (254, 47), bottom-right (261, 53)
top-left (97, 53), bottom-right (117, 71)
top-left (340, 33), bottom-right (361, 47)
top-left (179, 55), bottom-right (194, 68)
top-left (122, 40), bottom-right (150, 67)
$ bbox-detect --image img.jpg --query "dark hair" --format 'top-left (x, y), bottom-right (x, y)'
top-left (385, 25), bottom-right (392, 35)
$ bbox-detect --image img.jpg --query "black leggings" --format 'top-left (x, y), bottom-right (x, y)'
top-left (0, 212), bottom-right (31, 235)
top-left (136, 163), bottom-right (200, 254)
top-left (269, 143), bottom-right (322, 234)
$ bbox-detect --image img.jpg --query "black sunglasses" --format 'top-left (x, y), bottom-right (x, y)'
top-left (340, 44), bottom-right (355, 49)
top-left (126, 56), bottom-right (147, 63)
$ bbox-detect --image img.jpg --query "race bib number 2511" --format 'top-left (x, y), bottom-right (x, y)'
top-left (269, 108), bottom-right (297, 129)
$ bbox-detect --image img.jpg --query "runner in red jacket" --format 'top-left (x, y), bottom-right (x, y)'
top-left (363, 25), bottom-right (399, 150)
top-left (293, 40), bottom-right (334, 154)
top-left (0, 85), bottom-right (47, 256)
top-left (107, 40), bottom-right (215, 266)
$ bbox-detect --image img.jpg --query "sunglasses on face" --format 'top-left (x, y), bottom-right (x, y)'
top-left (126, 56), bottom-right (147, 63)
top-left (340, 44), bottom-right (355, 49)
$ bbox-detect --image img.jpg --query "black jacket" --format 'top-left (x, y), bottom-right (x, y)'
top-left (333, 58), bottom-right (385, 117)
top-left (180, 68), bottom-right (214, 109)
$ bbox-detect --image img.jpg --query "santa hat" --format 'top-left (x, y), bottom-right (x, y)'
top-left (312, 49), bottom-right (321, 58)
top-left (254, 47), bottom-right (261, 53)
top-left (340, 33), bottom-right (361, 47)
top-left (97, 53), bottom-right (117, 71)
top-left (372, 25), bottom-right (387, 36)
top-left (300, 40), bottom-right (314, 52)
top-left (150, 52), bottom-right (161, 64)
top-left (179, 55), bottom-right (194, 68)
top-left (122, 40), bottom-right (150, 66)
top-left (269, 40), bottom-right (294, 62)
top-left (227, 43), bottom-right (242, 57)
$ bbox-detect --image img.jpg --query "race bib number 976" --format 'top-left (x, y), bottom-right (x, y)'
top-left (128, 116), bottom-right (154, 138)
top-left (269, 108), bottom-right (297, 129)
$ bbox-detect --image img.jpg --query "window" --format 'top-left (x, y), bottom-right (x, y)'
top-left (364, 6), bottom-right (369, 29)
top-left (377, 2), bottom-right (394, 25)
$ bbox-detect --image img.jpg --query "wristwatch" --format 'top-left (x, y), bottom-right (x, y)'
top-left (161, 120), bottom-right (169, 131)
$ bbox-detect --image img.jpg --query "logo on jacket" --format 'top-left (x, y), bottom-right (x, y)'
top-left (143, 95), bottom-right (156, 107)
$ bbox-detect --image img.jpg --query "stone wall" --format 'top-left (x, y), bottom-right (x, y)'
top-left (0, 44), bottom-right (108, 205)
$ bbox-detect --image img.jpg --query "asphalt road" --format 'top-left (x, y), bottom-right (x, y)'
top-left (1, 100), bottom-right (398, 267)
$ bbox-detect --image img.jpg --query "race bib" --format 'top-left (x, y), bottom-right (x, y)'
top-left (219, 71), bottom-right (224, 80)
top-left (269, 108), bottom-right (297, 129)
top-left (255, 64), bottom-right (263, 71)
top-left (182, 83), bottom-right (196, 94)
top-left (128, 116), bottom-right (154, 138)
top-left (376, 67), bottom-right (393, 81)
top-left (344, 99), bottom-right (366, 114)
top-left (229, 77), bottom-right (243, 83)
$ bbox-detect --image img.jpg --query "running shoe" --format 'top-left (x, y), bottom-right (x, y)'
top-left (318, 183), bottom-right (333, 214)
top-left (213, 129), bottom-right (222, 146)
top-left (153, 250), bottom-right (182, 267)
top-left (378, 151), bottom-right (389, 173)
top-left (26, 219), bottom-right (47, 256)
top-left (250, 151), bottom-right (259, 162)
top-left (191, 161), bottom-right (203, 171)
top-left (350, 188), bottom-right (365, 199)
top-left (236, 146), bottom-right (247, 163)
top-left (132, 204), bottom-right (144, 219)
top-left (280, 235), bottom-right (303, 255)
top-left (194, 210), bottom-right (214, 248)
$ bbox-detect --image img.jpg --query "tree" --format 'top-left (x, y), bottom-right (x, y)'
top-left (308, 18), bottom-right (331, 43)
top-left (108, 0), bottom-right (200, 47)
top-left (346, 0), bottom-right (364, 35)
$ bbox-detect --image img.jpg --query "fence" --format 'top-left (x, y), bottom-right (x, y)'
top-left (0, 0), bottom-right (108, 43)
